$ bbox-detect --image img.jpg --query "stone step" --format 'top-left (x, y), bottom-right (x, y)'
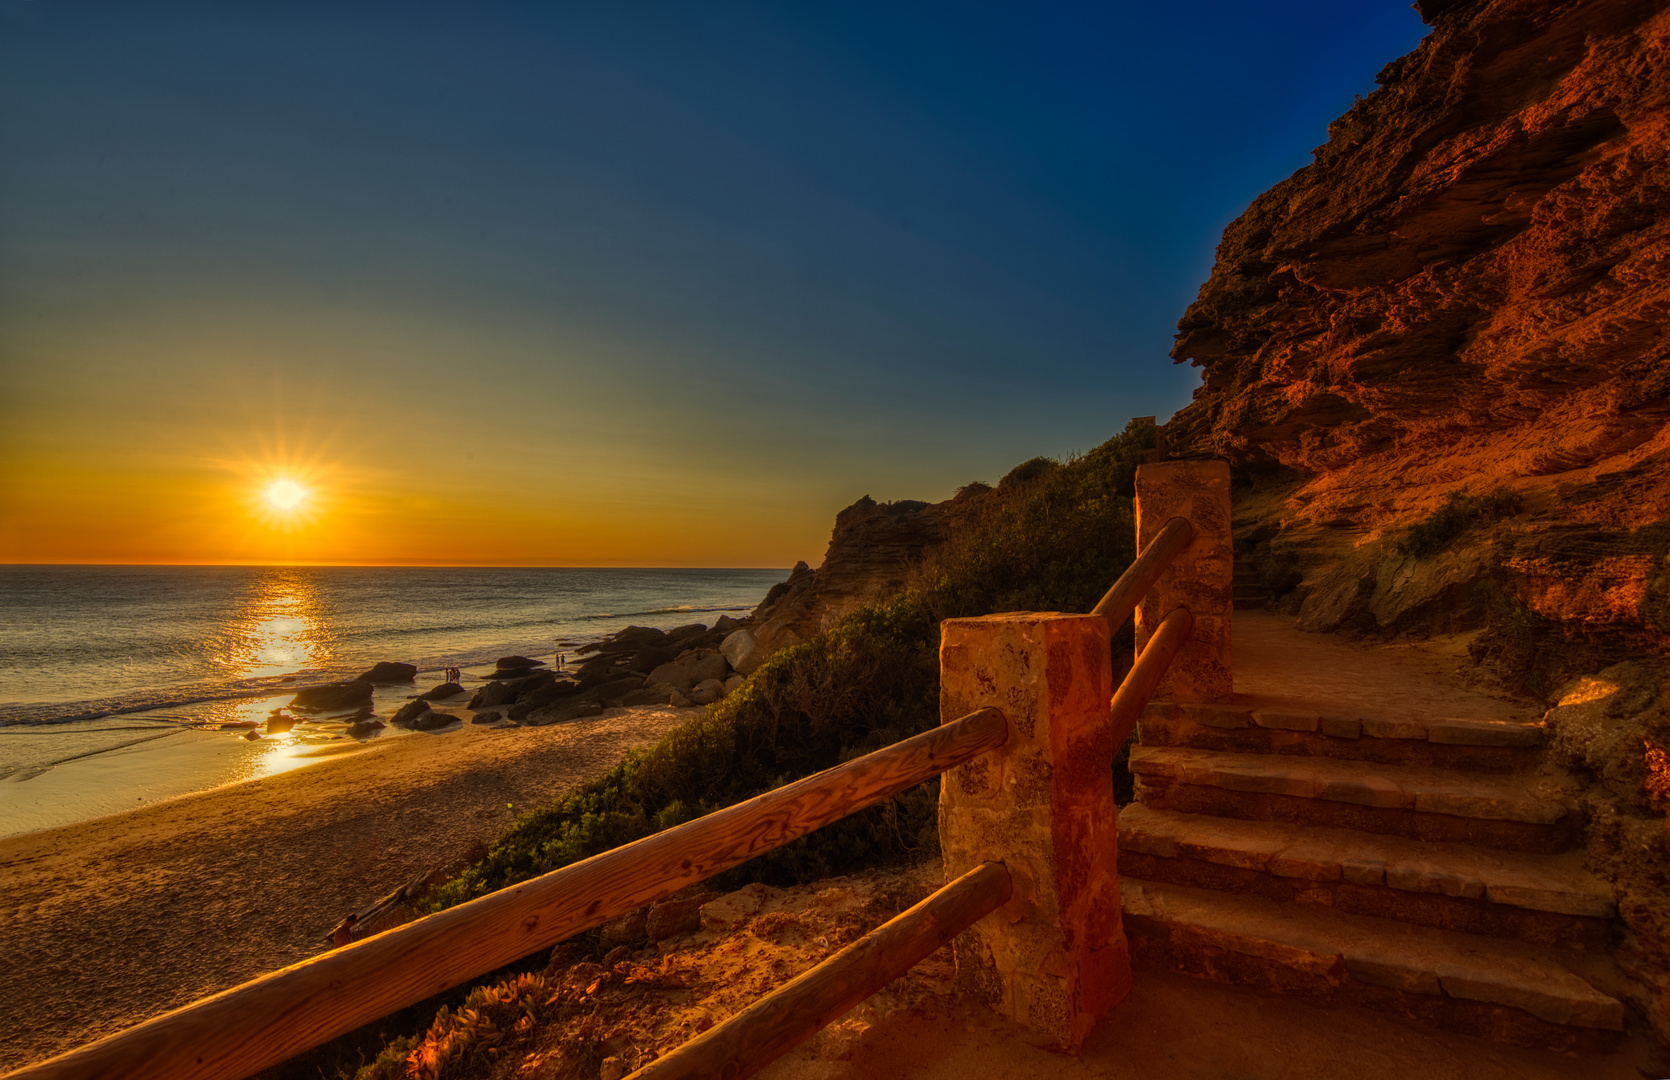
top-left (1117, 805), bottom-right (1613, 949)
top-left (1139, 701), bottom-right (1544, 772)
top-left (1121, 877), bottom-right (1624, 1053)
top-left (1129, 746), bottom-right (1579, 853)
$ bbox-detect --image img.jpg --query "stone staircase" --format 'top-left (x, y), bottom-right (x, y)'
top-left (1117, 694), bottom-right (1625, 1053)
top-left (1232, 563), bottom-right (1266, 610)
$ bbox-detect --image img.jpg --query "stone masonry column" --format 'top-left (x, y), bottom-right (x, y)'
top-left (1134, 460), bottom-right (1233, 702)
top-left (938, 612), bottom-right (1126, 1050)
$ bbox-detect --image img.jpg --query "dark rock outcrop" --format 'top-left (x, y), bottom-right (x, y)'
top-left (390, 700), bottom-right (434, 729)
top-left (418, 682), bottom-right (465, 701)
top-left (289, 681), bottom-right (373, 713)
top-left (748, 495), bottom-right (954, 651)
top-left (356, 662), bottom-right (417, 684)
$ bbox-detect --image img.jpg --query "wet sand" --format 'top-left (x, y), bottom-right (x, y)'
top-left (0, 704), bottom-right (690, 1073)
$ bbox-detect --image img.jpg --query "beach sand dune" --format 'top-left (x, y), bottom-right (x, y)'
top-left (0, 706), bottom-right (688, 1073)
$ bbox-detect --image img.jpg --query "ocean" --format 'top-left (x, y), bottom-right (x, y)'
top-left (0, 565), bottom-right (787, 835)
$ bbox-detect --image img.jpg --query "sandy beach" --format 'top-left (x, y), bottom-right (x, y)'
top-left (0, 703), bottom-right (690, 1074)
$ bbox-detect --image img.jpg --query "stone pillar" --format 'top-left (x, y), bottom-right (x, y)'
top-left (938, 612), bottom-right (1127, 1050)
top-left (1134, 460), bottom-right (1233, 702)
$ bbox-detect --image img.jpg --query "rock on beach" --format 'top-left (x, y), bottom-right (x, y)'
top-left (289, 681), bottom-right (374, 713)
top-left (356, 662), bottom-right (417, 684)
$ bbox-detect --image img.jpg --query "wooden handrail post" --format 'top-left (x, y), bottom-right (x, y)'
top-left (937, 612), bottom-right (1127, 1050)
top-left (1133, 460), bottom-right (1233, 702)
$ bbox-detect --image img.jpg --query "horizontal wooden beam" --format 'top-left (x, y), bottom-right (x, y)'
top-left (627, 862), bottom-right (1013, 1080)
top-left (1091, 515), bottom-right (1193, 634)
top-left (4, 708), bottom-right (1009, 1080)
top-left (1109, 605), bottom-right (1193, 748)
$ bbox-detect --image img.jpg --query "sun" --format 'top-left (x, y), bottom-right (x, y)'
top-left (265, 478), bottom-right (309, 511)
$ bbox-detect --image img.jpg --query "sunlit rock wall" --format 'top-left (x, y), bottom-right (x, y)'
top-left (1166, 0), bottom-right (1670, 677)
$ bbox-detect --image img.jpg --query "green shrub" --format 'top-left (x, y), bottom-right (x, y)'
top-left (1399, 487), bottom-right (1520, 559)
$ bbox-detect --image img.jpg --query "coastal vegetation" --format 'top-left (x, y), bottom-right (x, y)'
top-left (1397, 487), bottom-right (1521, 559)
top-left (426, 420), bottom-right (1153, 910)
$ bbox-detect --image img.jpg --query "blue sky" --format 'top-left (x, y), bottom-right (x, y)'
top-left (0, 1), bottom-right (1428, 564)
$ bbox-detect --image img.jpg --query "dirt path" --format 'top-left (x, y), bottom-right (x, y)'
top-left (0, 706), bottom-right (689, 1073)
top-left (1231, 610), bottom-right (1535, 723)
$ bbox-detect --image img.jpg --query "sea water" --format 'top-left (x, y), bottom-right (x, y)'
top-left (0, 565), bottom-right (786, 835)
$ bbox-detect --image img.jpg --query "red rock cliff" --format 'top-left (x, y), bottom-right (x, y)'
top-left (1167, 0), bottom-right (1670, 672)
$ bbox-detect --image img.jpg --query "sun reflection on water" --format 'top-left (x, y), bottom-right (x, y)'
top-left (222, 570), bottom-right (332, 680)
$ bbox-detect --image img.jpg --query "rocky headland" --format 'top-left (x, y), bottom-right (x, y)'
top-left (1159, 0), bottom-right (1669, 682)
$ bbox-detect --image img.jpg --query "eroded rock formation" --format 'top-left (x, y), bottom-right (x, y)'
top-left (1166, 0), bottom-right (1670, 1051)
top-left (1166, 0), bottom-right (1670, 673)
top-left (748, 495), bottom-right (954, 650)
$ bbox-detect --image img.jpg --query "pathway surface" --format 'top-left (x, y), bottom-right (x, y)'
top-left (1230, 611), bottom-right (1531, 724)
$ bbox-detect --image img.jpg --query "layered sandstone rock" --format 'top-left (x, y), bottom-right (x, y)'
top-left (748, 495), bottom-right (955, 651)
top-left (1165, 0), bottom-right (1670, 1051)
top-left (1165, 0), bottom-right (1670, 664)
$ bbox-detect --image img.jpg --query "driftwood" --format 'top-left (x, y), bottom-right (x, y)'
top-left (321, 867), bottom-right (443, 946)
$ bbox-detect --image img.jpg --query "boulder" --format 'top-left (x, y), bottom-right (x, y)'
top-left (666, 623), bottom-right (707, 638)
top-left (289, 680), bottom-right (374, 713)
top-left (467, 681), bottom-right (517, 710)
top-left (723, 675), bottom-right (744, 695)
top-left (356, 662), bottom-right (417, 684)
top-left (390, 700), bottom-right (434, 728)
top-left (264, 713), bottom-right (296, 734)
top-left (714, 614), bottom-right (744, 634)
top-left (575, 656), bottom-right (619, 688)
top-left (496, 655), bottom-right (545, 670)
top-left (506, 680), bottom-right (580, 720)
top-left (646, 649), bottom-right (728, 693)
top-left (346, 718), bottom-right (385, 737)
top-left (720, 629), bottom-right (770, 676)
top-left (612, 626), bottom-right (668, 649)
top-left (471, 710), bottom-right (505, 725)
top-left (669, 691), bottom-right (693, 707)
top-left (630, 647), bottom-right (677, 673)
top-left (700, 884), bottom-right (780, 933)
top-left (690, 678), bottom-right (726, 705)
top-left (412, 710), bottom-right (457, 732)
top-left (646, 892), bottom-right (720, 941)
top-left (419, 682), bottom-right (465, 701)
top-left (599, 907), bottom-right (648, 945)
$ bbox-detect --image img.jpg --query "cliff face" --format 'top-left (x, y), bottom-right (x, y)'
top-left (748, 496), bottom-right (954, 651)
top-left (1168, 0), bottom-right (1670, 670)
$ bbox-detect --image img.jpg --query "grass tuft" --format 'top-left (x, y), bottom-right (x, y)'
top-left (1399, 487), bottom-right (1520, 559)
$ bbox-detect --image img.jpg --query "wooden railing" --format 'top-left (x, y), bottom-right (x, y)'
top-left (6, 710), bottom-right (1008, 1080)
top-left (6, 462), bottom-right (1225, 1080)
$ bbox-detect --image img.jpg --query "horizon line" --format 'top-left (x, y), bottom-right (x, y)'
top-left (0, 561), bottom-right (792, 571)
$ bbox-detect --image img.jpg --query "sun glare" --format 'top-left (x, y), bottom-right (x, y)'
top-left (265, 478), bottom-right (309, 511)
